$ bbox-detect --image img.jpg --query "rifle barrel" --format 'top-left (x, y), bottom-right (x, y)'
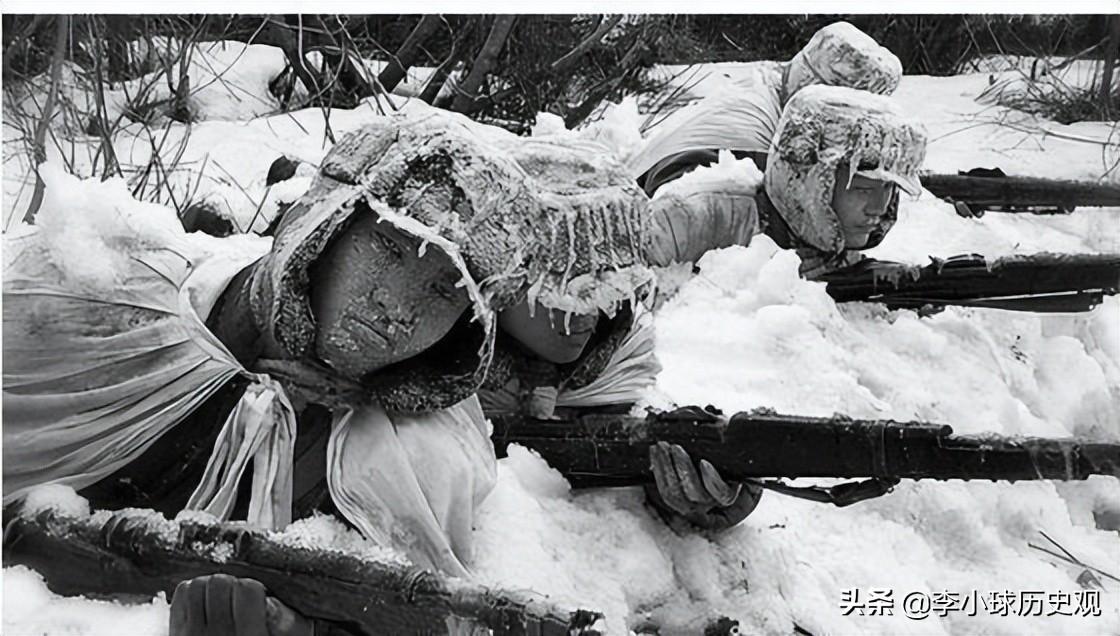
top-left (490, 411), bottom-right (1120, 489)
top-left (1, 506), bottom-right (601, 635)
top-left (921, 174), bottom-right (1120, 208)
top-left (820, 254), bottom-right (1120, 312)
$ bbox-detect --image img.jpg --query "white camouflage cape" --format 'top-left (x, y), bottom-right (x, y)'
top-left (3, 201), bottom-right (493, 578)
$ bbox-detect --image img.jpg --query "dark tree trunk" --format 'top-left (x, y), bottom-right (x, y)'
top-left (450, 15), bottom-right (517, 114)
top-left (377, 15), bottom-right (442, 93)
top-left (419, 17), bottom-right (476, 105)
top-left (1099, 14), bottom-right (1120, 116)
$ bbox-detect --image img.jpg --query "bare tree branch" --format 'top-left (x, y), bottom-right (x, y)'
top-left (451, 15), bottom-right (517, 114)
top-left (551, 15), bottom-right (623, 73)
top-left (378, 15), bottom-right (442, 93)
top-left (1100, 15), bottom-right (1119, 118)
top-left (22, 15), bottom-right (69, 224)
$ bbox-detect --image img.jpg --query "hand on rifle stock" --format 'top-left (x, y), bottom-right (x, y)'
top-left (646, 441), bottom-right (764, 531)
top-left (170, 574), bottom-right (315, 636)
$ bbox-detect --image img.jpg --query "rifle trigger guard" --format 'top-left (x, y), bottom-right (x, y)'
top-left (757, 477), bottom-right (901, 507)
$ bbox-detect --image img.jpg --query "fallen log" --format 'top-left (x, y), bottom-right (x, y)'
top-left (2, 504), bottom-right (602, 636)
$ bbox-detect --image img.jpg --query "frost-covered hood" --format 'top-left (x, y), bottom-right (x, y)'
top-left (763, 85), bottom-right (927, 255)
top-left (784, 21), bottom-right (903, 102)
top-left (251, 104), bottom-right (652, 412)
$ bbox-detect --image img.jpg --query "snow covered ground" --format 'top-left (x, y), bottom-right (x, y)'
top-left (3, 42), bottom-right (1119, 636)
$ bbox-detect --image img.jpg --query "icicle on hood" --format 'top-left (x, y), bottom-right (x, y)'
top-left (783, 22), bottom-right (903, 102)
top-left (763, 85), bottom-right (928, 256)
top-left (250, 104), bottom-right (653, 412)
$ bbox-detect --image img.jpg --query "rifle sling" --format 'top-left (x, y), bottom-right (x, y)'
top-left (755, 477), bottom-right (900, 507)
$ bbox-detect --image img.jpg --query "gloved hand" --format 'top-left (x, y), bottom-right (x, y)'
top-left (645, 441), bottom-right (763, 531)
top-left (169, 574), bottom-right (314, 636)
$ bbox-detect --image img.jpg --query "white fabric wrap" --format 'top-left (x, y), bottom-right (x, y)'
top-left (327, 395), bottom-right (497, 578)
top-left (4, 226), bottom-right (500, 575)
top-left (3, 229), bottom-right (298, 529)
top-left (479, 303), bottom-right (662, 417)
top-left (627, 62), bottom-right (783, 178)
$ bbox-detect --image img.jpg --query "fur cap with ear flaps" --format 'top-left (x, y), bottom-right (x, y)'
top-left (249, 105), bottom-right (653, 413)
top-left (763, 85), bottom-right (928, 255)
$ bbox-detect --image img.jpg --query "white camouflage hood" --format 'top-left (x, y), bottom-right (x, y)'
top-left (764, 85), bottom-right (927, 255)
top-left (784, 21), bottom-right (904, 101)
top-left (251, 105), bottom-right (652, 412)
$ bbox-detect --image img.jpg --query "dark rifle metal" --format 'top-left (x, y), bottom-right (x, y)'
top-left (921, 173), bottom-right (1120, 213)
top-left (490, 408), bottom-right (1120, 490)
top-left (818, 253), bottom-right (1120, 312)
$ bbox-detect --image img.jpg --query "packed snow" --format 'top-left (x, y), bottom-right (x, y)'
top-left (3, 38), bottom-right (1119, 636)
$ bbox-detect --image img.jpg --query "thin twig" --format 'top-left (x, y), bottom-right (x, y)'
top-left (23, 15), bottom-right (70, 224)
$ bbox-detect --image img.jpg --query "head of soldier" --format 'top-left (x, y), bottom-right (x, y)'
top-left (764, 84), bottom-right (927, 256)
top-left (497, 300), bottom-right (600, 364)
top-left (783, 22), bottom-right (903, 105)
top-left (309, 210), bottom-right (471, 379)
top-left (831, 163), bottom-right (897, 249)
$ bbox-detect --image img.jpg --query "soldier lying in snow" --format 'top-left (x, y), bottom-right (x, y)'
top-left (3, 88), bottom-right (925, 634)
top-left (3, 105), bottom-right (660, 634)
top-left (476, 86), bottom-right (929, 534)
top-left (646, 84), bottom-right (928, 277)
top-left (629, 21), bottom-right (904, 195)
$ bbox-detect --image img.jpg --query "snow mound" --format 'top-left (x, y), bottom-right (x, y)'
top-left (3, 566), bottom-right (169, 636)
top-left (656, 149), bottom-right (763, 201)
top-left (29, 164), bottom-right (186, 289)
top-left (18, 484), bottom-right (91, 519)
top-left (471, 236), bottom-right (1119, 634)
top-left (532, 96), bottom-right (646, 165)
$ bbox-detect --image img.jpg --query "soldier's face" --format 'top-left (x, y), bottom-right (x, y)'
top-left (831, 164), bottom-right (894, 249)
top-left (498, 299), bottom-right (599, 364)
top-left (310, 212), bottom-right (470, 378)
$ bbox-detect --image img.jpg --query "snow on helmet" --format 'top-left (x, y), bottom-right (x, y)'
top-left (253, 103), bottom-right (652, 411)
top-left (764, 85), bottom-right (927, 255)
top-left (785, 22), bottom-right (903, 101)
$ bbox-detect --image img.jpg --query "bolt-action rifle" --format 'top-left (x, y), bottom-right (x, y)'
top-left (1, 504), bottom-right (603, 636)
top-left (921, 168), bottom-right (1120, 216)
top-left (490, 406), bottom-right (1120, 506)
top-left (818, 253), bottom-right (1120, 313)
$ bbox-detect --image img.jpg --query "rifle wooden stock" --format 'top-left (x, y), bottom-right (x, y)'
top-left (489, 410), bottom-right (1120, 489)
top-left (2, 506), bottom-right (602, 636)
top-left (921, 173), bottom-right (1120, 210)
top-left (819, 253), bottom-right (1120, 312)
